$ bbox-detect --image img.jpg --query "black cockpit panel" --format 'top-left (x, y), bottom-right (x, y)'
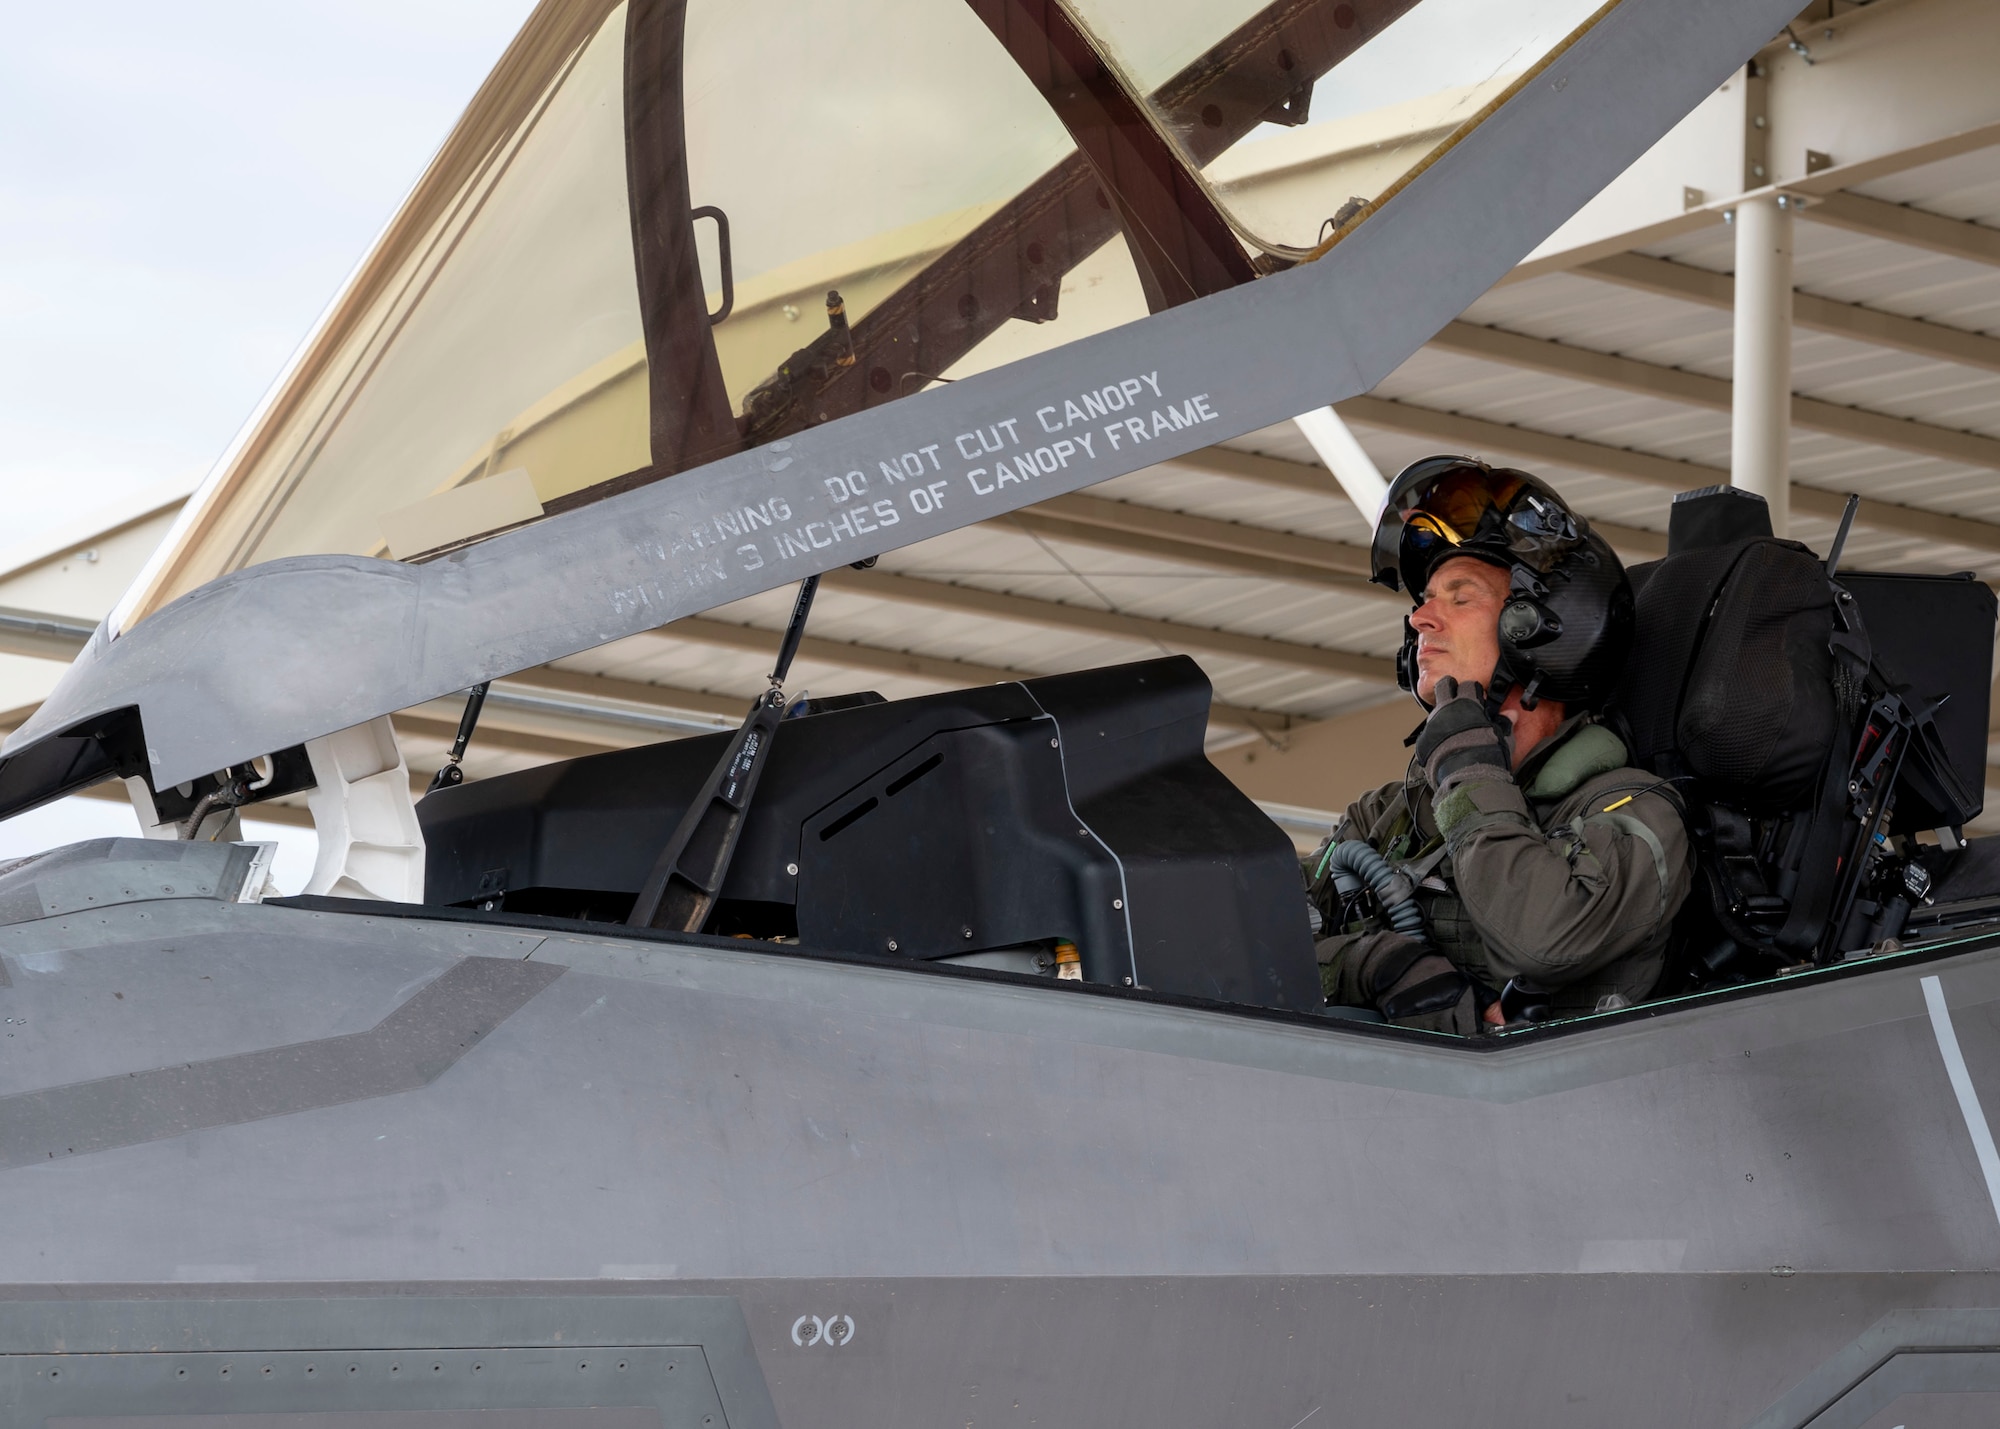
top-left (419, 656), bottom-right (1321, 1013)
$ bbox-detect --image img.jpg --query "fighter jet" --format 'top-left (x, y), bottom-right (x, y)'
top-left (1, 0), bottom-right (1995, 1424)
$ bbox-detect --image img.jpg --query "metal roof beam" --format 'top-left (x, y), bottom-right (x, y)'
top-left (496, 662), bottom-right (747, 723)
top-left (1162, 446), bottom-right (1669, 559)
top-left (393, 710), bottom-right (620, 762)
top-left (631, 620), bottom-right (1020, 694)
top-left (997, 495), bottom-right (1393, 597)
top-left (0, 606), bottom-right (95, 663)
top-left (1004, 508), bottom-right (1370, 592)
top-left (818, 567), bottom-right (1396, 684)
top-left (1333, 396), bottom-right (2000, 554)
top-left (1500, 0), bottom-right (2000, 283)
top-left (518, 628), bottom-right (1305, 733)
top-left (1160, 444), bottom-right (1347, 493)
top-left (1431, 320), bottom-right (2000, 473)
top-left (1803, 191), bottom-right (2000, 269)
top-left (1579, 251), bottom-right (2000, 376)
top-left (1028, 494), bottom-right (1374, 575)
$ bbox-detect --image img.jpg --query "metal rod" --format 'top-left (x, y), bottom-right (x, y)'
top-left (630, 575), bottom-right (824, 930)
top-left (427, 682), bottom-right (490, 794)
top-left (769, 576), bottom-right (820, 689)
top-left (449, 682), bottom-right (490, 762)
top-left (1824, 493), bottom-right (1859, 577)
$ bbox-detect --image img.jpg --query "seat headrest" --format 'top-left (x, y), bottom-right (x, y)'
top-left (1668, 486), bottom-right (1773, 554)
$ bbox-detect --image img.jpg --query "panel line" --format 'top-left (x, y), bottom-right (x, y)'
top-left (1922, 973), bottom-right (2000, 1232)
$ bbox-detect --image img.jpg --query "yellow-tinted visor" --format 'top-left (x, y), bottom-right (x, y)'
top-left (1370, 456), bottom-right (1577, 595)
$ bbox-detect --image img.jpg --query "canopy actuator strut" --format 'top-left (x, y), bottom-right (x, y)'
top-left (627, 573), bottom-right (822, 932)
top-left (426, 682), bottom-right (490, 793)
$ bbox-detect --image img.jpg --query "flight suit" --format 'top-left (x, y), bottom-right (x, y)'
top-left (1312, 714), bottom-right (1692, 1033)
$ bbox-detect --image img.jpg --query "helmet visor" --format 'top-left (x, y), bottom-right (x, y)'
top-left (1370, 457), bottom-right (1583, 595)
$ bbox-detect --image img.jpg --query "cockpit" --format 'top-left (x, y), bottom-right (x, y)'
top-left (395, 477), bottom-right (2000, 1035)
top-left (2, 0), bottom-right (1988, 1043)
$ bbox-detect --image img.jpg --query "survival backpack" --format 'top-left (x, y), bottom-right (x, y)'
top-left (1609, 486), bottom-right (1992, 985)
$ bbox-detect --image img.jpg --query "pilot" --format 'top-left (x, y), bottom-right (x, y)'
top-left (1309, 457), bottom-right (1692, 1033)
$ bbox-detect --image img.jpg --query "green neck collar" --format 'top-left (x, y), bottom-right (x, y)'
top-left (1524, 722), bottom-right (1628, 800)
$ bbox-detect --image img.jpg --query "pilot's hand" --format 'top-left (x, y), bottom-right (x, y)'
top-left (1413, 676), bottom-right (1511, 791)
top-left (1354, 931), bottom-right (1471, 1023)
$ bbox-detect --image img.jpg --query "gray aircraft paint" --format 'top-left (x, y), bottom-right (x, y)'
top-left (1746, 1308), bottom-right (2000, 1427)
top-left (5, 893), bottom-right (2000, 1425)
top-left (5, 0), bottom-right (1808, 794)
top-left (1925, 972), bottom-right (2000, 1229)
top-left (0, 954), bottom-right (561, 1170)
top-left (0, 3), bottom-right (1966, 1426)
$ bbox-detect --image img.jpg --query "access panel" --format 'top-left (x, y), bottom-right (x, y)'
top-left (17, 1350), bottom-right (708, 1426)
top-left (0, 1295), bottom-right (776, 1429)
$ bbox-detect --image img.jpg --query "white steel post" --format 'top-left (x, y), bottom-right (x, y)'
top-left (1729, 193), bottom-right (1795, 536)
top-left (1293, 407), bottom-right (1388, 522)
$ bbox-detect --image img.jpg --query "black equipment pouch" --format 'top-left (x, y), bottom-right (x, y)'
top-left (1622, 537), bottom-right (1839, 812)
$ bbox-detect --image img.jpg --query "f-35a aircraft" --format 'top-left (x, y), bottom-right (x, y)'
top-left (4, 0), bottom-right (1999, 1424)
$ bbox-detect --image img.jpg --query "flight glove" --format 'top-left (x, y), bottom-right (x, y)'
top-left (1413, 676), bottom-right (1510, 792)
top-left (1329, 929), bottom-right (1474, 1024)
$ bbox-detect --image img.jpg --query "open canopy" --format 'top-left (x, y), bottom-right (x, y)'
top-left (1, 0), bottom-right (1804, 814)
top-left (121, 0), bottom-right (1620, 620)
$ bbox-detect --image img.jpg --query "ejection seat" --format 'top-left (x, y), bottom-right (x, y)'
top-left (1609, 486), bottom-right (1997, 991)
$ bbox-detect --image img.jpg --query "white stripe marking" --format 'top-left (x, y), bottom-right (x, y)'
top-left (1922, 974), bottom-right (2000, 1231)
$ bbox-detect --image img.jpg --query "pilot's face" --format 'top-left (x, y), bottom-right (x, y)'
top-left (1409, 555), bottom-right (1509, 703)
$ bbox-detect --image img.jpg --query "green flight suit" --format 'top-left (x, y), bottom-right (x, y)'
top-left (1312, 714), bottom-right (1692, 1033)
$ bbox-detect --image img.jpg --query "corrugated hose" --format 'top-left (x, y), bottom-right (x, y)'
top-left (1319, 839), bottom-right (1428, 942)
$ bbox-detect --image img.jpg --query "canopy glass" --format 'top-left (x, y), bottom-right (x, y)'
top-left (1060, 0), bottom-right (1610, 253)
top-left (685, 0), bottom-right (1079, 415)
top-left (122, 0), bottom-right (1607, 627)
top-left (153, 4), bottom-right (648, 587)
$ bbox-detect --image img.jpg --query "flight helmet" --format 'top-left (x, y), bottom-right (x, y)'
top-left (1370, 455), bottom-right (1632, 711)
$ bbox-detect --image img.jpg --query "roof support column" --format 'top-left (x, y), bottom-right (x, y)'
top-left (1729, 193), bottom-right (1796, 536)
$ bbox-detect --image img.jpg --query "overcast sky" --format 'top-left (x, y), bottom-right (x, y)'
top-left (0, 0), bottom-right (536, 547)
top-left (0, 2), bottom-right (534, 878)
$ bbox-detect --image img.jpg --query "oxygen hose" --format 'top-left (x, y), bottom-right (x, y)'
top-left (1317, 839), bottom-right (1429, 942)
